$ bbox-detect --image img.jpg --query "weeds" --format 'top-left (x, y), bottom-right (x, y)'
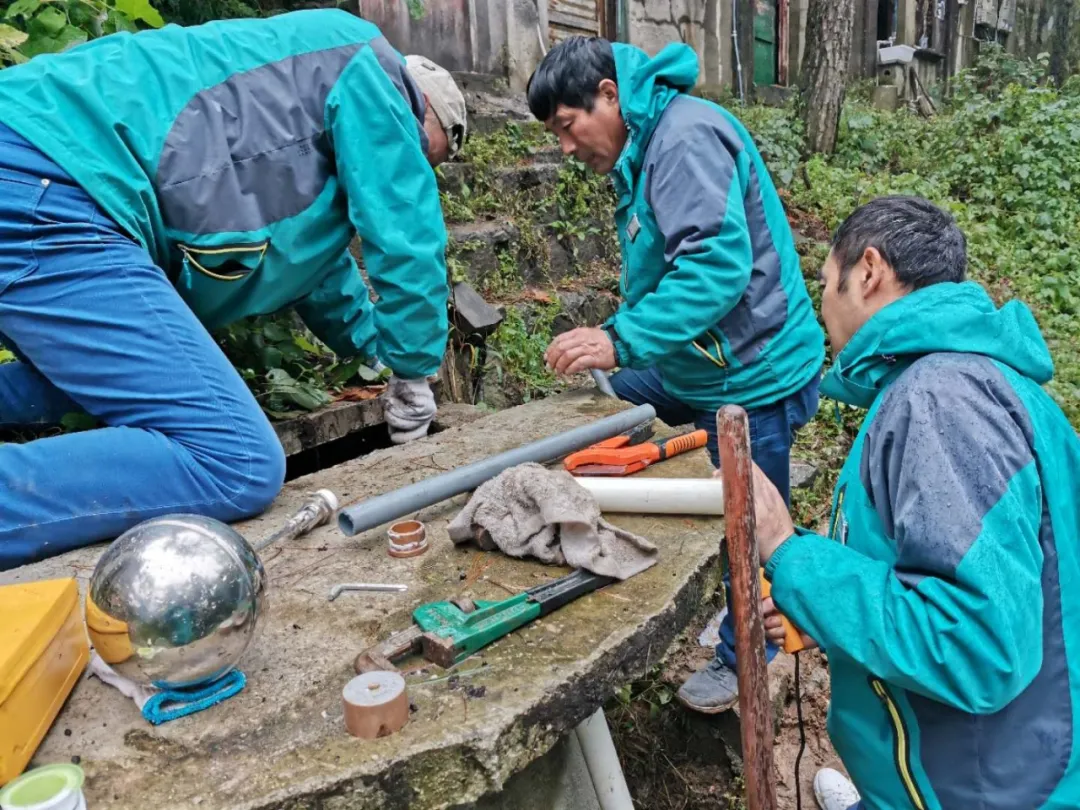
top-left (483, 304), bottom-right (562, 403)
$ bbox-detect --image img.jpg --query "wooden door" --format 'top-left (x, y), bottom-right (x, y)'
top-left (753, 0), bottom-right (777, 86)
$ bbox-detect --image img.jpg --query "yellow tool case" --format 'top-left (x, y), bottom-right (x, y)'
top-left (0, 579), bottom-right (89, 786)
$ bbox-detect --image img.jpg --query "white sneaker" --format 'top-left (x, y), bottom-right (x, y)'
top-left (814, 768), bottom-right (861, 810)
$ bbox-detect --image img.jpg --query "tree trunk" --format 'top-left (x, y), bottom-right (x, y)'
top-left (1049, 0), bottom-right (1075, 87)
top-left (799, 0), bottom-right (857, 155)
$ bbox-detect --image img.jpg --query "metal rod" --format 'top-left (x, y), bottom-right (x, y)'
top-left (253, 489), bottom-right (339, 553)
top-left (328, 583), bottom-right (409, 602)
top-left (590, 368), bottom-right (617, 398)
top-left (337, 404), bottom-right (657, 536)
top-left (717, 405), bottom-right (777, 810)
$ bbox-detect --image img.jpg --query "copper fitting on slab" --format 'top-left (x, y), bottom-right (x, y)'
top-left (342, 671), bottom-right (409, 739)
top-left (388, 520), bottom-right (428, 558)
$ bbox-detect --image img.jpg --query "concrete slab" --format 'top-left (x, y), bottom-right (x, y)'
top-left (2, 390), bottom-right (722, 810)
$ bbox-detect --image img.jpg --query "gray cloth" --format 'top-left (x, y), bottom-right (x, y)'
top-left (447, 463), bottom-right (658, 580)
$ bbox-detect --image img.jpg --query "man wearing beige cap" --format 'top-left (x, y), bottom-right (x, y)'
top-left (0, 9), bottom-right (467, 568)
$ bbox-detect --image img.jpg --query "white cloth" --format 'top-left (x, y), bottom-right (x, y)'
top-left (383, 375), bottom-right (437, 444)
top-left (88, 651), bottom-right (157, 710)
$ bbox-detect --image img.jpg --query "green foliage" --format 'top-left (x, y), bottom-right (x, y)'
top-left (150, 0), bottom-right (269, 25)
top-left (214, 313), bottom-right (385, 419)
top-left (405, 0), bottom-right (424, 21)
top-left (734, 46), bottom-right (1080, 424)
top-left (550, 156), bottom-right (610, 242)
top-left (0, 0), bottom-right (161, 65)
top-left (729, 99), bottom-right (805, 187)
top-left (484, 304), bottom-right (561, 402)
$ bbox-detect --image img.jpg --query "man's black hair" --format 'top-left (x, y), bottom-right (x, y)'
top-left (527, 36), bottom-right (617, 121)
top-left (832, 195), bottom-right (967, 290)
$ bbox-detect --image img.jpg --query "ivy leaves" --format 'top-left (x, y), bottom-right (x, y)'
top-left (215, 314), bottom-right (387, 420)
top-left (1, 0), bottom-right (161, 66)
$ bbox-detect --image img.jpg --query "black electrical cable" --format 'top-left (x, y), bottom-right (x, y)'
top-left (794, 651), bottom-right (806, 810)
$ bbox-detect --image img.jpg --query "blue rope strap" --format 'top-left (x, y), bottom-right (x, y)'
top-left (142, 669), bottom-right (247, 725)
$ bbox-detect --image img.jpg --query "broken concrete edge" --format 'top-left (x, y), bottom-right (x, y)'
top-left (239, 550), bottom-right (720, 810)
top-left (273, 400), bottom-right (488, 458)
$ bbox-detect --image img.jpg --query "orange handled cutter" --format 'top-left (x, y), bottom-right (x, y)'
top-left (564, 428), bottom-right (708, 476)
top-left (759, 569), bottom-right (808, 653)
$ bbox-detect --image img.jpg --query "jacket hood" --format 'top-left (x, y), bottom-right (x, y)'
top-left (821, 281), bottom-right (1054, 408)
top-left (611, 42), bottom-right (698, 189)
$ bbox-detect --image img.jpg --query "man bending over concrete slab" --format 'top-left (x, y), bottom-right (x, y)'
top-left (752, 195), bottom-right (1080, 810)
top-left (0, 10), bottom-right (464, 570)
top-left (526, 36), bottom-right (824, 714)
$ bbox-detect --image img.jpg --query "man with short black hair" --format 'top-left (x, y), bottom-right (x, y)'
top-left (753, 195), bottom-right (1080, 810)
top-left (527, 36), bottom-right (824, 713)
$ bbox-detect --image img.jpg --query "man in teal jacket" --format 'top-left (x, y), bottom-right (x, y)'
top-left (528, 37), bottom-right (824, 713)
top-left (0, 10), bottom-right (464, 569)
top-left (753, 195), bottom-right (1080, 809)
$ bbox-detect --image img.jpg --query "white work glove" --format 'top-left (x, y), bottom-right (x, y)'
top-left (383, 375), bottom-right (437, 444)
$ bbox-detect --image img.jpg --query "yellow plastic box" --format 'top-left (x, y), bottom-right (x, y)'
top-left (0, 579), bottom-right (89, 787)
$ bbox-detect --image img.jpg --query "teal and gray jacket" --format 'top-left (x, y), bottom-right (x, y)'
top-left (0, 10), bottom-right (448, 378)
top-left (605, 43), bottom-right (823, 411)
top-left (766, 281), bottom-right (1080, 809)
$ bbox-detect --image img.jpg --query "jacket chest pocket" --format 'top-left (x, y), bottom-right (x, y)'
top-left (178, 241), bottom-right (269, 282)
top-left (619, 205), bottom-right (664, 301)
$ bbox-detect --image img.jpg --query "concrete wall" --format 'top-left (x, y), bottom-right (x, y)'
top-left (507, 0), bottom-right (547, 91)
top-left (628, 0), bottom-right (713, 79)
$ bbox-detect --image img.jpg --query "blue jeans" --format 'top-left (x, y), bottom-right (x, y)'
top-left (610, 365), bottom-right (820, 669)
top-left (0, 124), bottom-right (285, 571)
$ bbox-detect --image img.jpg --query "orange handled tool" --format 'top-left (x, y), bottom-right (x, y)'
top-left (758, 569), bottom-right (806, 654)
top-left (564, 429), bottom-right (708, 476)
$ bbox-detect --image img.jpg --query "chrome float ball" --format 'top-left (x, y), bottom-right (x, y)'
top-left (86, 514), bottom-right (266, 690)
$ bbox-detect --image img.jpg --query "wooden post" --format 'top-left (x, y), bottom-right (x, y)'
top-left (717, 405), bottom-right (778, 810)
top-left (778, 0), bottom-right (790, 86)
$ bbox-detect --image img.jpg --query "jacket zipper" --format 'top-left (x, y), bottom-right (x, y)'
top-left (870, 677), bottom-right (929, 810)
top-left (691, 331), bottom-right (727, 369)
top-left (178, 242), bottom-right (268, 282)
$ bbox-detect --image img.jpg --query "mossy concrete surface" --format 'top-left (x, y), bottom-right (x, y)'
top-left (2, 390), bottom-right (722, 809)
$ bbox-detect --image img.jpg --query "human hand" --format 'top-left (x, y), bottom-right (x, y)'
top-left (709, 462), bottom-right (795, 564)
top-left (762, 596), bottom-right (818, 650)
top-left (751, 463), bottom-right (796, 565)
top-left (544, 327), bottom-right (617, 375)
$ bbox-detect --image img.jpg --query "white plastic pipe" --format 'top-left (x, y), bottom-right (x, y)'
top-left (576, 477), bottom-right (725, 516)
top-left (574, 709), bottom-right (635, 810)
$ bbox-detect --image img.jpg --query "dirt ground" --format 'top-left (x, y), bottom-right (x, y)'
top-left (607, 606), bottom-right (846, 810)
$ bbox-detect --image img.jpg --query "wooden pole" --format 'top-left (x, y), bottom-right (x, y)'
top-left (717, 405), bottom-right (778, 810)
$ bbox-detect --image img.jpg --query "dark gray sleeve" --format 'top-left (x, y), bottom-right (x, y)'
top-left (861, 354), bottom-right (1036, 586)
top-left (644, 120), bottom-right (741, 266)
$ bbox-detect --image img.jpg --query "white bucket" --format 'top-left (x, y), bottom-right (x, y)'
top-left (0, 764), bottom-right (86, 810)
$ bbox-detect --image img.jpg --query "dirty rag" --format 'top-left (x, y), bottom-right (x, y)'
top-left (447, 463), bottom-right (658, 580)
top-left (88, 651), bottom-right (246, 725)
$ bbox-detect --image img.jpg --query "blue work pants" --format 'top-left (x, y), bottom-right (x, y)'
top-left (0, 123), bottom-right (284, 570)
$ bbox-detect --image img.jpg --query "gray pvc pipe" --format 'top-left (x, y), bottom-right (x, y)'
top-left (337, 403), bottom-right (656, 536)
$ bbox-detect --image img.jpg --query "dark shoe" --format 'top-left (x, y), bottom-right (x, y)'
top-left (676, 657), bottom-right (739, 714)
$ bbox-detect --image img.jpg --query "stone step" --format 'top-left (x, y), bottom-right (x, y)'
top-left (438, 160), bottom-right (562, 201)
top-left (448, 218), bottom-right (616, 291)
